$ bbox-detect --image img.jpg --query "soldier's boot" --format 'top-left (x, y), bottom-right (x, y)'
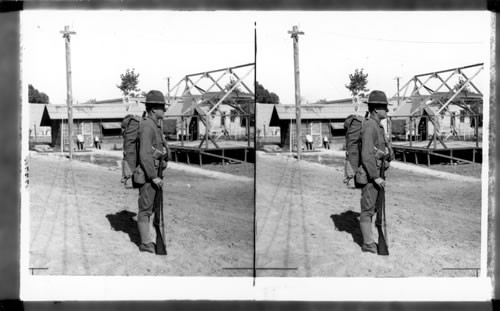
top-left (360, 221), bottom-right (377, 254)
top-left (137, 221), bottom-right (154, 253)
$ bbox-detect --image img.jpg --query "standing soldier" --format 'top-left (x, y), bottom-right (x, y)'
top-left (305, 133), bottom-right (313, 150)
top-left (76, 133), bottom-right (84, 150)
top-left (94, 134), bottom-right (101, 149)
top-left (136, 90), bottom-right (168, 253)
top-left (358, 90), bottom-right (393, 254)
top-left (323, 134), bottom-right (330, 149)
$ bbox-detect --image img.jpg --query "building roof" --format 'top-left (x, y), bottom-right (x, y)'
top-left (391, 100), bottom-right (435, 117)
top-left (394, 91), bottom-right (483, 102)
top-left (174, 91), bottom-right (253, 102)
top-left (165, 98), bottom-right (205, 118)
top-left (166, 92), bottom-right (253, 118)
top-left (29, 103), bottom-right (49, 128)
top-left (391, 100), bottom-right (421, 117)
top-left (269, 104), bottom-right (369, 126)
top-left (40, 102), bottom-right (145, 126)
top-left (312, 97), bottom-right (368, 105)
top-left (256, 103), bottom-right (276, 128)
top-left (81, 96), bottom-right (146, 105)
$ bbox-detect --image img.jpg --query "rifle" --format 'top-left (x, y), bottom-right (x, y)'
top-left (153, 121), bottom-right (167, 256)
top-left (375, 155), bottom-right (389, 256)
top-left (153, 160), bottom-right (167, 255)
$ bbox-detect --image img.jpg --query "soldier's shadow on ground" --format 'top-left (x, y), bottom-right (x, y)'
top-left (106, 210), bottom-right (141, 246)
top-left (331, 210), bottom-right (363, 246)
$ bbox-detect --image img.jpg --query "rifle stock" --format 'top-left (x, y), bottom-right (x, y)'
top-left (375, 158), bottom-right (389, 256)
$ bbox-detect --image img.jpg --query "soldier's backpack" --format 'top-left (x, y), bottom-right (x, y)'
top-left (343, 114), bottom-right (366, 188)
top-left (121, 115), bottom-right (171, 189)
top-left (121, 114), bottom-right (143, 189)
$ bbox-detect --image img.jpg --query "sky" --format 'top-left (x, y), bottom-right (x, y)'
top-left (255, 11), bottom-right (490, 105)
top-left (21, 11), bottom-right (256, 104)
top-left (22, 11), bottom-right (490, 106)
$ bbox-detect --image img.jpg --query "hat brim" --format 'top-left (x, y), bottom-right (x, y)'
top-left (367, 101), bottom-right (393, 106)
top-left (142, 101), bottom-right (166, 105)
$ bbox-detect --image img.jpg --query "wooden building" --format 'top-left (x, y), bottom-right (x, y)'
top-left (40, 102), bottom-right (143, 150)
top-left (389, 92), bottom-right (483, 142)
top-left (165, 92), bottom-right (254, 141)
top-left (269, 103), bottom-right (368, 151)
top-left (256, 103), bottom-right (280, 138)
top-left (29, 103), bottom-right (52, 144)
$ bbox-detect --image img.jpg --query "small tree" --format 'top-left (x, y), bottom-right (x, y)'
top-left (225, 77), bottom-right (241, 92)
top-left (117, 68), bottom-right (141, 97)
top-left (28, 84), bottom-right (50, 103)
top-left (269, 92), bottom-right (279, 104)
top-left (225, 77), bottom-right (242, 99)
top-left (256, 81), bottom-right (280, 104)
top-left (454, 77), bottom-right (471, 96)
top-left (345, 68), bottom-right (369, 98)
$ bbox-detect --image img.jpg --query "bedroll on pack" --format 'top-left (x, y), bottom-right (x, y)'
top-left (343, 114), bottom-right (364, 187)
top-left (121, 114), bottom-right (143, 189)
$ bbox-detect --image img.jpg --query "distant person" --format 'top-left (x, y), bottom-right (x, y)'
top-left (222, 124), bottom-right (229, 138)
top-left (94, 135), bottom-right (101, 149)
top-left (357, 90), bottom-right (393, 254)
top-left (76, 134), bottom-right (84, 150)
top-left (323, 135), bottom-right (330, 149)
top-left (305, 134), bottom-right (313, 150)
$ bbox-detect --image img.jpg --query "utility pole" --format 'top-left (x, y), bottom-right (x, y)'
top-left (167, 76), bottom-right (170, 103)
top-left (288, 25), bottom-right (304, 160)
top-left (394, 76), bottom-right (401, 108)
top-left (61, 25), bottom-right (76, 160)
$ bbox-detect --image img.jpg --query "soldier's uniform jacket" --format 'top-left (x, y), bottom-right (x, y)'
top-left (138, 116), bottom-right (165, 181)
top-left (360, 116), bottom-right (387, 180)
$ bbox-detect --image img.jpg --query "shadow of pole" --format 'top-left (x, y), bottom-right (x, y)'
top-left (106, 210), bottom-right (141, 246)
top-left (331, 210), bottom-right (363, 247)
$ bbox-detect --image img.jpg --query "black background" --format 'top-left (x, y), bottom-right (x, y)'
top-left (0, 0), bottom-right (496, 310)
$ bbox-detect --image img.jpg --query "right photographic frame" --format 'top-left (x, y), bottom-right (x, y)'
top-left (255, 11), bottom-right (491, 279)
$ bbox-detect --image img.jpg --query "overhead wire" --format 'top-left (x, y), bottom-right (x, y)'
top-left (308, 29), bottom-right (485, 45)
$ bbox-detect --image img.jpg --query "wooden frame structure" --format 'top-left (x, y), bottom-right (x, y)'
top-left (169, 63), bottom-right (254, 148)
top-left (388, 114), bottom-right (482, 166)
top-left (166, 63), bottom-right (255, 165)
top-left (392, 63), bottom-right (483, 109)
top-left (388, 63), bottom-right (484, 165)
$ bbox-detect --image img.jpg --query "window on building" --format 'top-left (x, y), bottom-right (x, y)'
top-left (229, 109), bottom-right (237, 122)
top-left (221, 113), bottom-right (225, 127)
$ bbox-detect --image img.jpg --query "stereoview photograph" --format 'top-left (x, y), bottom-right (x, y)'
top-left (24, 10), bottom-right (256, 277)
top-left (255, 11), bottom-right (489, 277)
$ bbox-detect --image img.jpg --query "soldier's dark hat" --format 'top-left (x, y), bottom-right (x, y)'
top-left (366, 90), bottom-right (389, 105)
top-left (142, 90), bottom-right (166, 106)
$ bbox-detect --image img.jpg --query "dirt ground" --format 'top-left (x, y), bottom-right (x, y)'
top-left (28, 152), bottom-right (253, 276)
top-left (195, 162), bottom-right (255, 179)
top-left (255, 152), bottom-right (482, 277)
top-left (429, 162), bottom-right (483, 179)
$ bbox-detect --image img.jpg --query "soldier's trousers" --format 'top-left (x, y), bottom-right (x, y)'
top-left (138, 181), bottom-right (157, 244)
top-left (360, 181), bottom-right (379, 244)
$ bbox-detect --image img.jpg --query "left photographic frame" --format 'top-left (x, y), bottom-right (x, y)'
top-left (21, 10), bottom-right (256, 301)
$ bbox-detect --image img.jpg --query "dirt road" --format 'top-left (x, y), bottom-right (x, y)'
top-left (28, 153), bottom-right (253, 276)
top-left (256, 152), bottom-right (482, 277)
